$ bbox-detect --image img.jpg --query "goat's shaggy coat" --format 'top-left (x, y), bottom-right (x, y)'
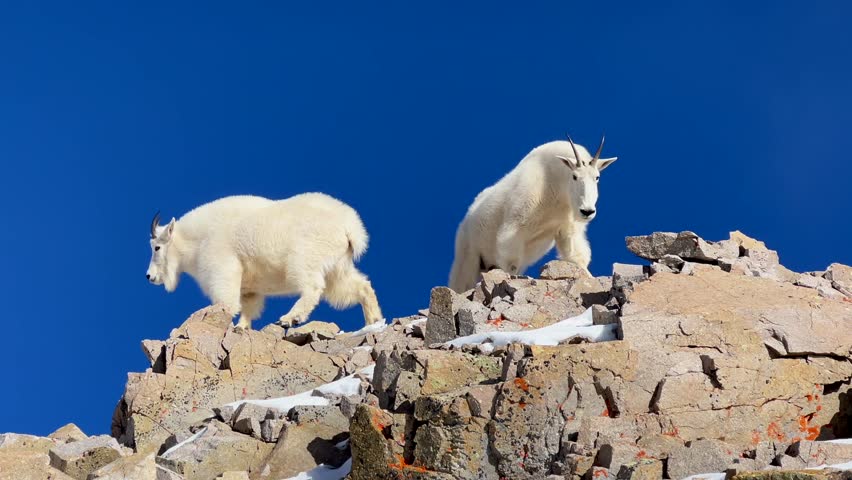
top-left (449, 139), bottom-right (616, 292)
top-left (146, 193), bottom-right (382, 329)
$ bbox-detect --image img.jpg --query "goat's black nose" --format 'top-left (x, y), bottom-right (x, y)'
top-left (146, 274), bottom-right (151, 280)
top-left (580, 208), bottom-right (596, 217)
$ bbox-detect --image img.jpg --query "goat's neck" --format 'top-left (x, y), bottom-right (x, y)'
top-left (169, 232), bottom-right (197, 277)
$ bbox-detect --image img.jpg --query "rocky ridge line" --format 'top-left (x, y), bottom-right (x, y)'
top-left (1, 230), bottom-right (852, 479)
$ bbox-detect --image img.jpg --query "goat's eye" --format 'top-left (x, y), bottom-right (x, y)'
top-left (572, 174), bottom-right (578, 180)
top-left (595, 177), bottom-right (600, 182)
top-left (155, 246), bottom-right (161, 251)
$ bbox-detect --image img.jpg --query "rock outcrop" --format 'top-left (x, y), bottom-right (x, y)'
top-left (3, 230), bottom-right (852, 479)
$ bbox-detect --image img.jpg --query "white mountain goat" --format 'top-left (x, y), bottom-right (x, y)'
top-left (145, 193), bottom-right (383, 330)
top-left (449, 135), bottom-right (617, 292)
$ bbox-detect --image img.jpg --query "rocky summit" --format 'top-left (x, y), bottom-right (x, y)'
top-left (3, 230), bottom-right (852, 480)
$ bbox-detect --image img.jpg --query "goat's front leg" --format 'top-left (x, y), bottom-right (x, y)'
top-left (277, 274), bottom-right (325, 328)
top-left (555, 221), bottom-right (592, 275)
top-left (235, 293), bottom-right (265, 330)
top-left (204, 257), bottom-right (244, 318)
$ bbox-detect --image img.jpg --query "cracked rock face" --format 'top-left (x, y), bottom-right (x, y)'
top-left (2, 230), bottom-right (852, 479)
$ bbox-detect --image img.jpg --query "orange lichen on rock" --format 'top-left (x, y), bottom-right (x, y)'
top-left (513, 377), bottom-right (530, 392)
top-left (388, 454), bottom-right (429, 473)
top-left (797, 414), bottom-right (820, 441)
top-left (767, 422), bottom-right (786, 442)
top-left (486, 315), bottom-right (505, 327)
top-left (370, 411), bottom-right (388, 432)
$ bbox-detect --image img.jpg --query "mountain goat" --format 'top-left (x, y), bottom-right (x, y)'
top-left (449, 135), bottom-right (617, 292)
top-left (145, 193), bottom-right (383, 330)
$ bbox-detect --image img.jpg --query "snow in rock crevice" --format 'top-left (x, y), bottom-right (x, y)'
top-left (444, 307), bottom-right (617, 349)
top-left (224, 364), bottom-right (374, 412)
top-left (282, 457), bottom-right (352, 480)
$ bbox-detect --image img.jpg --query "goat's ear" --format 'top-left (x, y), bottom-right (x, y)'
top-left (556, 155), bottom-right (578, 169)
top-left (596, 157), bottom-right (617, 171)
top-left (160, 218), bottom-right (177, 242)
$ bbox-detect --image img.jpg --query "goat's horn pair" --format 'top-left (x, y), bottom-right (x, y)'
top-left (150, 211), bottom-right (161, 239)
top-left (566, 134), bottom-right (606, 166)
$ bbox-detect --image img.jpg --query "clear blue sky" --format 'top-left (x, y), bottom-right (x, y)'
top-left (1, 2), bottom-right (850, 436)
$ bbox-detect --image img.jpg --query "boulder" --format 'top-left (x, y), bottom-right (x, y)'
top-left (88, 449), bottom-right (156, 480)
top-left (254, 405), bottom-right (349, 478)
top-left (48, 435), bottom-right (127, 480)
top-left (48, 424), bottom-right (88, 444)
top-left (0, 433), bottom-right (71, 480)
top-left (112, 305), bottom-right (341, 451)
top-left (155, 421), bottom-right (273, 479)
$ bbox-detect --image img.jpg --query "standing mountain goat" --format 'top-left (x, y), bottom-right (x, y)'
top-left (449, 136), bottom-right (617, 292)
top-left (146, 193), bottom-right (383, 330)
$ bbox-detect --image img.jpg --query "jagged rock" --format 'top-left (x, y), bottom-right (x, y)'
top-left (780, 441), bottom-right (852, 469)
top-left (623, 267), bottom-right (852, 447)
top-left (666, 439), bottom-right (738, 479)
top-left (456, 301), bottom-right (490, 336)
top-left (155, 421), bottom-right (272, 479)
top-left (729, 230), bottom-right (767, 251)
top-left (48, 435), bottom-right (127, 480)
top-left (230, 403), bottom-right (277, 439)
top-left (539, 260), bottom-right (589, 280)
top-left (425, 287), bottom-right (462, 345)
top-left (141, 340), bottom-right (166, 373)
top-left (8, 230), bottom-right (852, 480)
top-left (612, 263), bottom-right (648, 304)
top-left (595, 441), bottom-right (647, 474)
top-left (626, 231), bottom-right (738, 263)
top-left (260, 418), bottom-right (285, 443)
top-left (255, 406), bottom-right (349, 479)
top-left (48, 424), bottom-right (87, 443)
top-left (113, 305), bottom-right (341, 451)
top-left (0, 433), bottom-right (71, 480)
top-left (592, 304), bottom-right (619, 325)
top-left (154, 465), bottom-right (183, 480)
top-left (825, 263), bottom-right (852, 297)
top-left (418, 351), bottom-right (501, 396)
top-left (615, 459), bottom-right (663, 479)
top-left (88, 449), bottom-right (156, 480)
top-left (283, 320), bottom-right (341, 346)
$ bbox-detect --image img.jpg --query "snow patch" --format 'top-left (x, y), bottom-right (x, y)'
top-left (161, 427), bottom-right (207, 457)
top-left (339, 320), bottom-right (388, 336)
top-left (823, 438), bottom-right (852, 445)
top-left (445, 308), bottom-right (617, 349)
top-left (282, 457), bottom-right (352, 480)
top-left (225, 365), bottom-right (374, 412)
top-left (681, 474), bottom-right (726, 480)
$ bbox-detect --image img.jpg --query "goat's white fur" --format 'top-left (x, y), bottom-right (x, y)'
top-left (146, 193), bottom-right (383, 329)
top-left (449, 140), bottom-right (617, 292)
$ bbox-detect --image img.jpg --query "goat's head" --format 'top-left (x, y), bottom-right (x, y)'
top-left (146, 211), bottom-right (179, 291)
top-left (556, 135), bottom-right (617, 222)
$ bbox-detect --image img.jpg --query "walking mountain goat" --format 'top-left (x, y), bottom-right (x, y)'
top-left (449, 136), bottom-right (617, 292)
top-left (145, 193), bottom-right (383, 330)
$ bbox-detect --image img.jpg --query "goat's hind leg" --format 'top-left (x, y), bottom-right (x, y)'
top-left (324, 263), bottom-right (383, 325)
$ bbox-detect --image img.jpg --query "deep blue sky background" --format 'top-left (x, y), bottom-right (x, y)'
top-left (1, 2), bottom-right (850, 436)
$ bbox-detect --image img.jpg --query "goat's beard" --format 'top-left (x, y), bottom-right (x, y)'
top-left (163, 267), bottom-right (180, 293)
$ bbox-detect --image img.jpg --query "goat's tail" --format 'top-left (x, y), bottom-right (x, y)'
top-left (342, 208), bottom-right (369, 262)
